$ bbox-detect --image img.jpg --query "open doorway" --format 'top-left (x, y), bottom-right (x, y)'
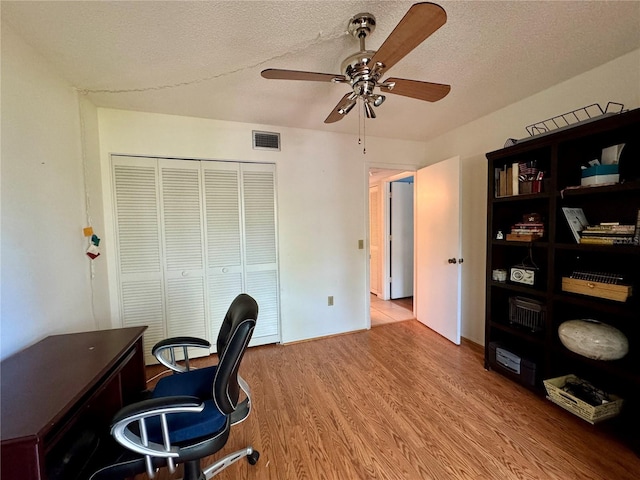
top-left (368, 167), bottom-right (415, 327)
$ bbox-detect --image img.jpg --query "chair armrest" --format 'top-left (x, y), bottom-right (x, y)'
top-left (111, 395), bottom-right (204, 478)
top-left (111, 396), bottom-right (204, 458)
top-left (152, 337), bottom-right (211, 373)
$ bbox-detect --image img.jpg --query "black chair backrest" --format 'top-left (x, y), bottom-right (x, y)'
top-left (213, 294), bottom-right (258, 414)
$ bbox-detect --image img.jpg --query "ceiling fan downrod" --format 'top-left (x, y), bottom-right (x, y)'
top-left (342, 12), bottom-right (386, 118)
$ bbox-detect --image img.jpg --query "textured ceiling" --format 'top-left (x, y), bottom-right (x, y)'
top-left (2, 1), bottom-right (639, 141)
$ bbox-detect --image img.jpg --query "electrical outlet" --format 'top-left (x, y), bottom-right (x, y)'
top-left (328, 296), bottom-right (334, 306)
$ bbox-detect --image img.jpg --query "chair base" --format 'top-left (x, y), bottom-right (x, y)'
top-left (178, 446), bottom-right (259, 480)
top-left (203, 446), bottom-right (259, 479)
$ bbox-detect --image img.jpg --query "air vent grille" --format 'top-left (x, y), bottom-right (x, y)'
top-left (252, 131), bottom-right (281, 151)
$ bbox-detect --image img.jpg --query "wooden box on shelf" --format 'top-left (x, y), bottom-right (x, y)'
top-left (561, 277), bottom-right (632, 302)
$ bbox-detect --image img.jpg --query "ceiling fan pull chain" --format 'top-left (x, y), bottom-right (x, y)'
top-left (358, 97), bottom-right (362, 145)
top-left (363, 102), bottom-right (367, 155)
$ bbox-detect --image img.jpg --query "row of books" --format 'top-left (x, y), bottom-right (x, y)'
top-left (579, 223), bottom-right (637, 245)
top-left (494, 161), bottom-right (544, 197)
top-left (562, 207), bottom-right (640, 245)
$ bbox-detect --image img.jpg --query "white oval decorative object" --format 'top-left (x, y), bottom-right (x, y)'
top-left (558, 319), bottom-right (628, 361)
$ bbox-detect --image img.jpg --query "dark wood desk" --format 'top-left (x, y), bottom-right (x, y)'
top-left (1, 327), bottom-right (147, 480)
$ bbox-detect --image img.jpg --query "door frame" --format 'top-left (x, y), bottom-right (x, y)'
top-left (365, 162), bottom-right (416, 327)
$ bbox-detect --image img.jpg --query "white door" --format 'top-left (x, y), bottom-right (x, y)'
top-left (158, 160), bottom-right (208, 341)
top-left (112, 156), bottom-right (166, 363)
top-left (113, 157), bottom-right (280, 362)
top-left (390, 181), bottom-right (414, 299)
top-left (369, 185), bottom-right (381, 295)
top-left (240, 163), bottom-right (280, 346)
top-left (415, 156), bottom-right (462, 345)
top-left (202, 161), bottom-right (280, 348)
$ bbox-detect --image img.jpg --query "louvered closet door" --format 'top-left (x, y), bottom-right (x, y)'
top-left (241, 163), bottom-right (280, 345)
top-left (202, 162), bottom-right (244, 343)
top-left (202, 162), bottom-right (280, 347)
top-left (112, 156), bottom-right (165, 362)
top-left (158, 160), bottom-right (208, 342)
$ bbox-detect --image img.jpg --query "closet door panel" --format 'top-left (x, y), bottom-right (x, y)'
top-left (208, 272), bottom-right (244, 347)
top-left (159, 160), bottom-right (208, 341)
top-left (241, 163), bottom-right (280, 342)
top-left (245, 270), bottom-right (279, 344)
top-left (112, 156), bottom-right (165, 361)
top-left (202, 162), bottom-right (244, 343)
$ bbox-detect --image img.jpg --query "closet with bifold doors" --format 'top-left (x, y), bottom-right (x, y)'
top-left (112, 156), bottom-right (280, 363)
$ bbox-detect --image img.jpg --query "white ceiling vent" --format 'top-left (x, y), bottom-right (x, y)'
top-left (252, 131), bottom-right (281, 151)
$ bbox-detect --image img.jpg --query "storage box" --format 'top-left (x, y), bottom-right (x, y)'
top-left (561, 277), bottom-right (631, 302)
top-left (544, 374), bottom-right (624, 424)
top-left (509, 296), bottom-right (546, 332)
top-left (581, 164), bottom-right (619, 186)
top-left (488, 342), bottom-right (536, 386)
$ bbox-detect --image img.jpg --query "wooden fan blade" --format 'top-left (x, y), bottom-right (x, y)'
top-left (261, 68), bottom-right (346, 82)
top-left (325, 93), bottom-right (356, 124)
top-left (371, 3), bottom-right (446, 75)
top-left (381, 77), bottom-right (450, 102)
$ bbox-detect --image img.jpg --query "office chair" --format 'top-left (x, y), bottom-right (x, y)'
top-left (89, 293), bottom-right (260, 480)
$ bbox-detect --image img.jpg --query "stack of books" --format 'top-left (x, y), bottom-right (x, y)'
top-left (580, 223), bottom-right (636, 245)
top-left (507, 213), bottom-right (545, 242)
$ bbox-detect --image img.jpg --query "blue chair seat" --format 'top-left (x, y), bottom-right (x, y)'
top-left (149, 365), bottom-right (223, 444)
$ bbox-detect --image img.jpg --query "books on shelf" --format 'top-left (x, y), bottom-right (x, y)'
top-left (494, 161), bottom-right (543, 197)
top-left (506, 213), bottom-right (544, 242)
top-left (563, 207), bottom-right (639, 245)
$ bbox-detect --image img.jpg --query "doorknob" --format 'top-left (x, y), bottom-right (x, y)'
top-left (448, 258), bottom-right (457, 264)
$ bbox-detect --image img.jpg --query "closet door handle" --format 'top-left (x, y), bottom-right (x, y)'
top-left (448, 258), bottom-right (457, 264)
top-left (222, 267), bottom-right (229, 273)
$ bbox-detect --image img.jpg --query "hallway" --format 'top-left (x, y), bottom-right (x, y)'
top-left (370, 294), bottom-right (414, 327)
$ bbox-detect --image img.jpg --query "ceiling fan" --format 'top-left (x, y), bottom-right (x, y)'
top-left (261, 2), bottom-right (450, 124)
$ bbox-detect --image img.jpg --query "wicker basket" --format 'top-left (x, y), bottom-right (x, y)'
top-left (543, 375), bottom-right (623, 424)
top-left (509, 296), bottom-right (545, 332)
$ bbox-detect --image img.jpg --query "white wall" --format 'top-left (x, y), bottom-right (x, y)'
top-left (0, 24), bottom-right (105, 360)
top-left (421, 48), bottom-right (640, 345)
top-left (97, 109), bottom-right (426, 344)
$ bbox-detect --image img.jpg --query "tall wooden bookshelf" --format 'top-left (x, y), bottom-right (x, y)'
top-left (485, 108), bottom-right (640, 450)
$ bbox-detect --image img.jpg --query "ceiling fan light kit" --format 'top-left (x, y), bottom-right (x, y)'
top-left (260, 2), bottom-right (451, 125)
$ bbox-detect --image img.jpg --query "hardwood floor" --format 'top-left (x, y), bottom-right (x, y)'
top-left (140, 320), bottom-right (639, 479)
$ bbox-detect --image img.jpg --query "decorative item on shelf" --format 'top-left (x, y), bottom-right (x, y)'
top-left (581, 161), bottom-right (620, 187)
top-left (510, 246), bottom-right (539, 286)
top-left (561, 270), bottom-right (632, 302)
top-left (561, 207), bottom-right (588, 243)
top-left (509, 296), bottom-right (545, 332)
top-left (558, 319), bottom-right (629, 361)
top-left (544, 374), bottom-right (624, 424)
top-left (496, 230), bottom-right (504, 240)
top-left (492, 269), bottom-right (507, 283)
top-left (525, 102), bottom-right (625, 138)
top-left (506, 213), bottom-right (544, 242)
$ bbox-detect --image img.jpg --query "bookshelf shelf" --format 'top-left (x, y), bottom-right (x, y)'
top-left (485, 108), bottom-right (640, 452)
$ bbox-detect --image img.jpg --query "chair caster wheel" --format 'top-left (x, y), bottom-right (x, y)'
top-left (248, 450), bottom-right (260, 465)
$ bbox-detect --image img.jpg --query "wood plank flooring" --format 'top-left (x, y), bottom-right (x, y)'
top-left (140, 320), bottom-right (639, 479)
